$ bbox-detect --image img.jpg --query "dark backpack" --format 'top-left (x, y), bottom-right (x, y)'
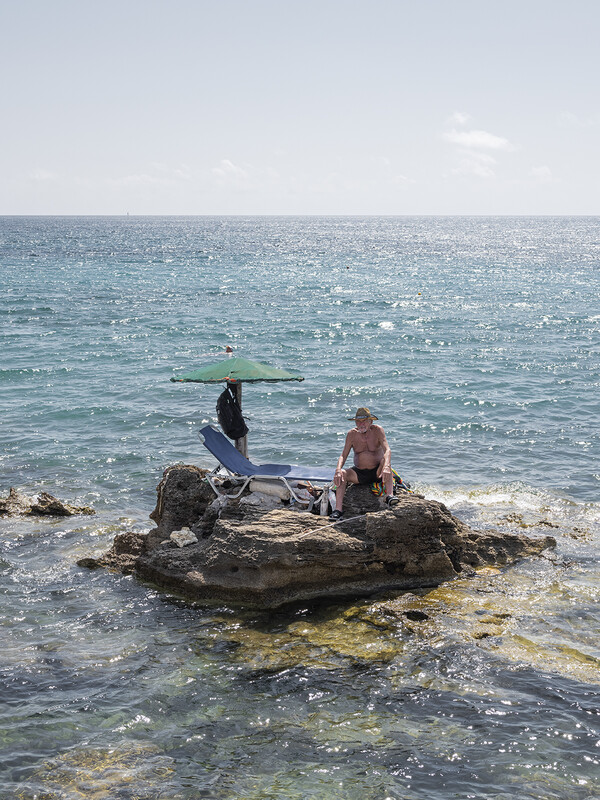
top-left (216, 386), bottom-right (249, 440)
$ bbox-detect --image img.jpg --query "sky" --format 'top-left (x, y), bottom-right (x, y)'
top-left (1, 0), bottom-right (598, 215)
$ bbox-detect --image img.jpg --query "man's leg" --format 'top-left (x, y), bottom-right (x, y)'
top-left (384, 471), bottom-right (394, 498)
top-left (380, 463), bottom-right (399, 507)
top-left (333, 468), bottom-right (358, 514)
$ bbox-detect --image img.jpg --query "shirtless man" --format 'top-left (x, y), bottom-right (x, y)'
top-left (330, 407), bottom-right (399, 520)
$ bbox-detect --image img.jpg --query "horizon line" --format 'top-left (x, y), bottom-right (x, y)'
top-left (1, 213), bottom-right (599, 218)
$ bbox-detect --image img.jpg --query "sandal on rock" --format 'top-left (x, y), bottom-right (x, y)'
top-left (329, 509), bottom-right (343, 521)
top-left (385, 496), bottom-right (399, 507)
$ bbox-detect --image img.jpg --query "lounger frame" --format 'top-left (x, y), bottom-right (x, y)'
top-left (199, 426), bottom-right (334, 504)
top-left (204, 466), bottom-right (311, 503)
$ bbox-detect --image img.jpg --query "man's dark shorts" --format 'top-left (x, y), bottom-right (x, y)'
top-left (352, 466), bottom-right (379, 485)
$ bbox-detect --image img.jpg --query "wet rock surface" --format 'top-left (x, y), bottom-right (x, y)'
top-left (0, 487), bottom-right (95, 517)
top-left (78, 530), bottom-right (146, 574)
top-left (84, 465), bottom-right (556, 607)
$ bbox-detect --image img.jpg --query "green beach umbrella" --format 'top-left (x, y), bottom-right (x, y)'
top-left (170, 356), bottom-right (304, 385)
top-left (171, 356), bottom-right (304, 456)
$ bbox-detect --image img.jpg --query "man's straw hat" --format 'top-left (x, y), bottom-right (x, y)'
top-left (348, 407), bottom-right (378, 421)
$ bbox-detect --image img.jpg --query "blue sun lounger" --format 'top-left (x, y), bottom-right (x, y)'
top-left (199, 425), bottom-right (335, 502)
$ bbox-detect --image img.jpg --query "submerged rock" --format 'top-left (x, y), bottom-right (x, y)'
top-left (84, 465), bottom-right (556, 608)
top-left (0, 487), bottom-right (95, 517)
top-left (15, 741), bottom-right (175, 800)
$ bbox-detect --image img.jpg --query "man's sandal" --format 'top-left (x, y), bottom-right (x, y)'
top-left (329, 509), bottom-right (343, 521)
top-left (385, 496), bottom-right (399, 507)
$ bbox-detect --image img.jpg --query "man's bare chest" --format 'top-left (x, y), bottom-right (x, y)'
top-left (352, 432), bottom-right (381, 454)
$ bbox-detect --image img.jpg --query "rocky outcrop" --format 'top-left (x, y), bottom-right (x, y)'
top-left (82, 465), bottom-right (556, 608)
top-left (145, 465), bottom-right (216, 549)
top-left (78, 530), bottom-right (145, 574)
top-left (0, 487), bottom-right (95, 517)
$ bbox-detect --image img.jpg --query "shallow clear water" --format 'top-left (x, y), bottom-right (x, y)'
top-left (1, 216), bottom-right (599, 798)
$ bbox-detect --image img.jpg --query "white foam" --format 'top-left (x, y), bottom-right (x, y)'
top-left (418, 482), bottom-right (600, 531)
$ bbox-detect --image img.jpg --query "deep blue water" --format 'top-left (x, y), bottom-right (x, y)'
top-left (1, 216), bottom-right (599, 799)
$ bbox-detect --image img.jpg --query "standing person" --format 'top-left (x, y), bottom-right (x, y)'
top-left (330, 407), bottom-right (399, 520)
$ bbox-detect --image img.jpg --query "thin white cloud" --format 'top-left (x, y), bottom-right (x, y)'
top-left (443, 128), bottom-right (514, 151)
top-left (530, 165), bottom-right (553, 182)
top-left (312, 171), bottom-right (360, 194)
top-left (369, 156), bottom-right (416, 185)
top-left (447, 111), bottom-right (472, 126)
top-left (442, 114), bottom-right (516, 180)
top-left (29, 169), bottom-right (59, 181)
top-left (210, 159), bottom-right (283, 192)
top-left (109, 164), bottom-right (192, 187)
top-left (391, 173), bottom-right (416, 185)
top-left (558, 111), bottom-right (600, 127)
top-left (371, 155), bottom-right (392, 168)
top-left (451, 151), bottom-right (497, 179)
top-left (150, 162), bottom-right (192, 180)
top-left (212, 159), bottom-right (250, 181)
top-left (110, 173), bottom-right (157, 187)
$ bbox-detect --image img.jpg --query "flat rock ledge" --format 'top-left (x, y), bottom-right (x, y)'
top-left (1, 487), bottom-right (95, 517)
top-left (82, 465), bottom-right (555, 608)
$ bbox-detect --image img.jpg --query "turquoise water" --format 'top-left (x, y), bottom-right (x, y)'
top-left (1, 216), bottom-right (599, 798)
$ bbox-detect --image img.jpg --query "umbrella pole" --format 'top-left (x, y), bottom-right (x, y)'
top-left (229, 381), bottom-right (248, 458)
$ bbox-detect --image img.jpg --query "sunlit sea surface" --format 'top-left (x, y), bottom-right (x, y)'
top-left (1, 216), bottom-right (599, 799)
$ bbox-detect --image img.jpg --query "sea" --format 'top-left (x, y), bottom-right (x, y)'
top-left (1, 215), bottom-right (599, 799)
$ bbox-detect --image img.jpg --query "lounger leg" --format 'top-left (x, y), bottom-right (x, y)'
top-left (205, 470), bottom-right (223, 498)
top-left (279, 477), bottom-right (311, 505)
top-left (224, 477), bottom-right (252, 499)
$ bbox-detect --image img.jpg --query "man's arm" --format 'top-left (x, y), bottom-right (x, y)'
top-left (334, 432), bottom-right (354, 487)
top-left (377, 427), bottom-right (392, 479)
